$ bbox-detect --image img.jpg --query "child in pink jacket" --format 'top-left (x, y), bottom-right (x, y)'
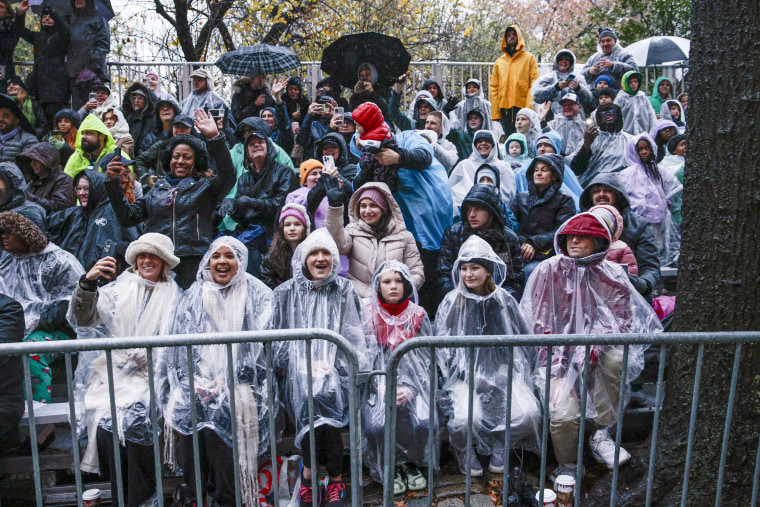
top-left (589, 204), bottom-right (638, 275)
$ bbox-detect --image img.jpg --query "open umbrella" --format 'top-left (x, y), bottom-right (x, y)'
top-left (28, 0), bottom-right (115, 21)
top-left (321, 32), bottom-right (411, 89)
top-left (626, 36), bottom-right (690, 67)
top-left (215, 45), bottom-right (301, 76)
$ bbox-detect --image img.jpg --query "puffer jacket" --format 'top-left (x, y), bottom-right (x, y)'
top-left (580, 172), bottom-right (660, 297)
top-left (65, 0), bottom-right (109, 79)
top-left (105, 135), bottom-right (235, 258)
top-left (16, 142), bottom-right (75, 213)
top-left (510, 154), bottom-right (575, 261)
top-left (46, 170), bottom-right (140, 270)
top-left (488, 25), bottom-right (539, 119)
top-left (228, 135), bottom-right (300, 238)
top-left (0, 127), bottom-right (38, 164)
top-left (324, 181), bottom-right (424, 298)
top-left (436, 184), bottom-right (524, 298)
top-left (0, 162), bottom-right (46, 227)
top-left (121, 82), bottom-right (157, 154)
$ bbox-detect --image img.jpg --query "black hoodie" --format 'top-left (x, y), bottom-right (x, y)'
top-left (46, 170), bottom-right (140, 270)
top-left (122, 82), bottom-right (157, 152)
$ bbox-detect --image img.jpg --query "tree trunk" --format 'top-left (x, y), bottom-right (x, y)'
top-left (586, 1), bottom-right (760, 505)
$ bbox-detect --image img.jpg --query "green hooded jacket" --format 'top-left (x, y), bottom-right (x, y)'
top-left (647, 76), bottom-right (674, 114)
top-left (63, 115), bottom-right (116, 178)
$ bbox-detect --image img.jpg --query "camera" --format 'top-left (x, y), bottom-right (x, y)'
top-left (356, 81), bottom-right (366, 92)
top-left (208, 108), bottom-right (224, 120)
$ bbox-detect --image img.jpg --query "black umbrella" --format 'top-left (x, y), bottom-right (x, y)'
top-left (27, 0), bottom-right (115, 21)
top-left (321, 32), bottom-right (411, 89)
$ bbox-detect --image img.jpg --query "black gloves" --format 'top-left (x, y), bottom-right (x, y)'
top-left (38, 300), bottom-right (69, 334)
top-left (322, 175), bottom-right (344, 207)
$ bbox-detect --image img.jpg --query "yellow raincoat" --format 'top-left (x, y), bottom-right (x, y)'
top-left (489, 26), bottom-right (539, 120)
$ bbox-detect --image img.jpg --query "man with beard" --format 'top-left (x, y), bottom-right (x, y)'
top-left (570, 103), bottom-right (634, 187)
top-left (63, 114), bottom-right (116, 177)
top-left (0, 93), bottom-right (38, 163)
top-left (489, 25), bottom-right (539, 136)
top-left (65, 0), bottom-right (110, 108)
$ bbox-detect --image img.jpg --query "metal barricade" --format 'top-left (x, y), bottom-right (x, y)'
top-left (380, 331), bottom-right (760, 507)
top-left (0, 329), bottom-right (363, 507)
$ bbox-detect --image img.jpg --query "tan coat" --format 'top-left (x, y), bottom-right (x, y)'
top-left (324, 182), bottom-right (424, 298)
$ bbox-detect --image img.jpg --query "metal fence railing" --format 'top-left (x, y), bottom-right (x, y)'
top-left (0, 329), bottom-right (363, 507)
top-left (381, 332), bottom-right (760, 507)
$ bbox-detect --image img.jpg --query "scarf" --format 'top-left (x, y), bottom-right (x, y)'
top-left (22, 99), bottom-right (36, 126)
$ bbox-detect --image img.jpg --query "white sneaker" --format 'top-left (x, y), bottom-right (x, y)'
top-left (590, 429), bottom-right (631, 469)
top-left (455, 449), bottom-right (483, 477)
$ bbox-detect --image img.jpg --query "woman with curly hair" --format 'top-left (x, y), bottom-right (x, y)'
top-left (104, 109), bottom-right (236, 288)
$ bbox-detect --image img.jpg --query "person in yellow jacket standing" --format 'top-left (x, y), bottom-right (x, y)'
top-left (489, 26), bottom-right (539, 137)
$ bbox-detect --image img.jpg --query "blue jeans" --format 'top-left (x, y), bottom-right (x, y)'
top-left (524, 260), bottom-right (542, 283)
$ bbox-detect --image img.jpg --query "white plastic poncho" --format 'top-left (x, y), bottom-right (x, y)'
top-left (449, 130), bottom-right (516, 211)
top-left (573, 126), bottom-right (635, 188)
top-left (615, 90), bottom-right (658, 136)
top-left (272, 229), bottom-right (372, 448)
top-left (435, 236), bottom-right (541, 455)
top-left (362, 261), bottom-right (437, 482)
top-left (548, 115), bottom-right (586, 157)
top-left (69, 270), bottom-right (181, 473)
top-left (162, 237), bottom-right (274, 505)
top-left (516, 108), bottom-right (542, 158)
top-left (0, 244), bottom-right (84, 335)
top-left (531, 50), bottom-right (593, 120)
top-left (519, 213), bottom-right (662, 424)
top-left (179, 72), bottom-right (230, 117)
top-left (449, 79), bottom-right (493, 131)
top-left (618, 133), bottom-right (681, 266)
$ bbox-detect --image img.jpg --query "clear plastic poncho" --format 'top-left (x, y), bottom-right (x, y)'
top-left (516, 108), bottom-right (542, 158)
top-left (519, 213), bottom-right (662, 423)
top-left (573, 129), bottom-right (635, 188)
top-left (449, 79), bottom-right (493, 131)
top-left (69, 270), bottom-right (181, 474)
top-left (449, 131), bottom-right (517, 211)
top-left (362, 261), bottom-right (437, 482)
top-left (547, 115), bottom-right (586, 157)
top-left (615, 91), bottom-right (658, 136)
top-left (0, 244), bottom-right (84, 336)
top-left (435, 236), bottom-right (541, 455)
top-left (272, 229), bottom-right (372, 448)
top-left (618, 134), bottom-right (681, 266)
top-left (161, 236), bottom-right (274, 503)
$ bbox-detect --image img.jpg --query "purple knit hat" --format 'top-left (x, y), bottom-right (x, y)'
top-left (358, 188), bottom-right (388, 212)
top-left (278, 203), bottom-right (311, 231)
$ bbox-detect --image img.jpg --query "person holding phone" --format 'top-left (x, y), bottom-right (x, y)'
top-left (581, 28), bottom-right (639, 91)
top-left (69, 233), bottom-right (181, 507)
top-left (104, 109), bottom-right (236, 289)
top-left (121, 82), bottom-right (157, 156)
top-left (532, 50), bottom-right (594, 120)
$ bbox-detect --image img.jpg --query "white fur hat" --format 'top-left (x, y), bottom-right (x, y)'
top-left (125, 233), bottom-right (180, 269)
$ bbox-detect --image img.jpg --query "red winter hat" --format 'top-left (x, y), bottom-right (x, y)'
top-left (352, 102), bottom-right (392, 142)
top-left (559, 213), bottom-right (610, 241)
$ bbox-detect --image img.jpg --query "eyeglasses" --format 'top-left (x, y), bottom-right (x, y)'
top-left (600, 110), bottom-right (615, 117)
top-left (75, 186), bottom-right (90, 193)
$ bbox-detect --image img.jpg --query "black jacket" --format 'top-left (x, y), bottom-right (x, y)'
top-left (436, 184), bottom-right (524, 298)
top-left (314, 132), bottom-right (358, 181)
top-left (106, 136), bottom-right (236, 257)
top-left (510, 154), bottom-right (575, 261)
top-left (231, 77), bottom-right (276, 124)
top-left (46, 170), bottom-right (140, 270)
top-left (20, 8), bottom-right (70, 104)
top-left (579, 172), bottom-right (661, 297)
top-left (0, 162), bottom-right (46, 228)
top-left (65, 0), bottom-right (110, 80)
top-left (228, 137), bottom-right (300, 238)
top-left (0, 294), bottom-right (24, 453)
top-left (283, 76), bottom-right (310, 126)
top-left (122, 83), bottom-right (157, 155)
top-left (0, 13), bottom-right (25, 81)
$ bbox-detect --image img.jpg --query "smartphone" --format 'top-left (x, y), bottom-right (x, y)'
top-left (209, 108), bottom-right (223, 120)
top-left (89, 92), bottom-right (98, 102)
top-left (97, 240), bottom-right (117, 286)
top-left (52, 129), bottom-right (63, 141)
top-left (322, 155), bottom-right (335, 173)
top-left (113, 147), bottom-right (121, 160)
top-left (334, 107), bottom-right (344, 126)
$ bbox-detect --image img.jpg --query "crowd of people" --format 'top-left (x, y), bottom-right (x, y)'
top-left (0, 13), bottom-right (688, 507)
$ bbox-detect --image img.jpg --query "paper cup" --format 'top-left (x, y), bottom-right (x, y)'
top-left (536, 488), bottom-right (557, 506)
top-left (555, 474), bottom-right (576, 507)
top-left (82, 489), bottom-right (101, 507)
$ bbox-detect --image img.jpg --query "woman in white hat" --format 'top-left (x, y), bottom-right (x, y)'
top-left (68, 232), bottom-right (182, 507)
